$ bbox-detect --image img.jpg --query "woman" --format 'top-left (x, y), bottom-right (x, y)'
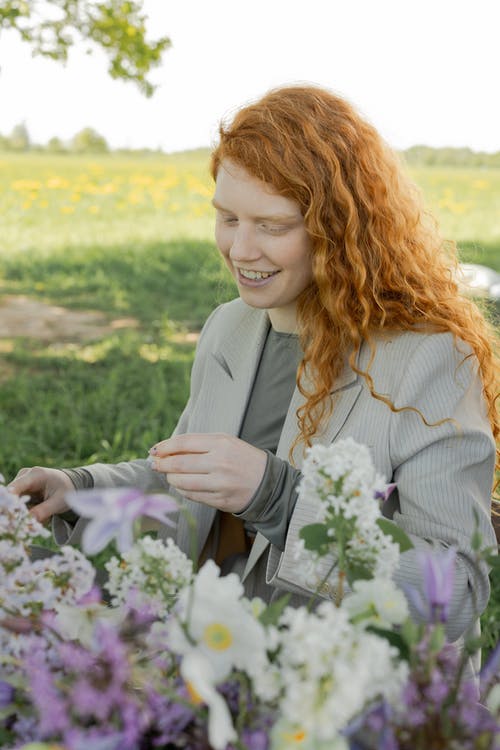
top-left (10, 85), bottom-right (498, 652)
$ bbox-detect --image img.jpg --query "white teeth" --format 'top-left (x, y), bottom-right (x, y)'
top-left (239, 269), bottom-right (277, 280)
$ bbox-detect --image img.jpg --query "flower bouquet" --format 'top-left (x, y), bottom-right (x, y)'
top-left (0, 438), bottom-right (499, 750)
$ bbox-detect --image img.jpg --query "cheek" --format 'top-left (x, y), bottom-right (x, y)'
top-left (215, 227), bottom-right (230, 258)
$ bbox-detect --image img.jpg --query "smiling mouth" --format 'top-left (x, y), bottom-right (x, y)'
top-left (238, 268), bottom-right (280, 280)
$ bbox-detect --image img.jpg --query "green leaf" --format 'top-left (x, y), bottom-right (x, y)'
top-left (299, 523), bottom-right (331, 553)
top-left (345, 560), bottom-right (373, 586)
top-left (464, 636), bottom-right (483, 656)
top-left (376, 518), bottom-right (414, 552)
top-left (485, 553), bottom-right (500, 570)
top-left (259, 594), bottom-right (291, 627)
top-left (366, 626), bottom-right (411, 661)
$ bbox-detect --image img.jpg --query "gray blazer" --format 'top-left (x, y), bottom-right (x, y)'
top-left (56, 298), bottom-right (496, 645)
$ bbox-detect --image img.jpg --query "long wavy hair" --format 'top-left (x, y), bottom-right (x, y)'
top-left (210, 84), bottom-right (499, 489)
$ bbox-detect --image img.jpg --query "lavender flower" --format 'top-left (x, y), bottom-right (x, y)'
top-left (375, 483), bottom-right (397, 502)
top-left (404, 546), bottom-right (456, 623)
top-left (146, 685), bottom-right (195, 746)
top-left (25, 645), bottom-right (71, 737)
top-left (480, 639), bottom-right (500, 697)
top-left (65, 487), bottom-right (178, 554)
top-left (0, 679), bottom-right (14, 707)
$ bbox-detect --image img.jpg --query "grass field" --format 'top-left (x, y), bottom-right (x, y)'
top-left (0, 151), bottom-right (499, 652)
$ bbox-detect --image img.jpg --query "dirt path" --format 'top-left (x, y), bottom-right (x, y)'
top-left (0, 295), bottom-right (138, 342)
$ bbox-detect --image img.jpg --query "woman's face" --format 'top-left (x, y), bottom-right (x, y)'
top-left (213, 159), bottom-right (313, 333)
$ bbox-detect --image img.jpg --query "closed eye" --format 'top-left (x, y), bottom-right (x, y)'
top-left (216, 212), bottom-right (238, 225)
top-left (260, 223), bottom-right (289, 234)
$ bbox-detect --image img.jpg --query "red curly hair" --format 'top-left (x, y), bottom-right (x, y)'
top-left (210, 84), bottom-right (499, 491)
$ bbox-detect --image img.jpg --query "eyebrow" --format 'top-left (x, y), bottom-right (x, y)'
top-left (211, 199), bottom-right (301, 222)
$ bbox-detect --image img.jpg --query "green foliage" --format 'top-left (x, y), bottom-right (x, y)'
top-left (47, 135), bottom-right (66, 153)
top-left (376, 518), bottom-right (414, 553)
top-left (0, 0), bottom-right (171, 96)
top-left (71, 127), bottom-right (108, 153)
top-left (404, 145), bottom-right (500, 169)
top-left (0, 331), bottom-right (194, 479)
top-left (258, 594), bottom-right (291, 627)
top-left (299, 523), bottom-right (331, 555)
top-left (8, 121), bottom-right (30, 150)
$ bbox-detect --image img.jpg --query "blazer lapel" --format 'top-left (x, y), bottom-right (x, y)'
top-left (242, 348), bottom-right (364, 582)
top-left (174, 309), bottom-right (270, 561)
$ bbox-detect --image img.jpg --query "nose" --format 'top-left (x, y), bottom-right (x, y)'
top-left (228, 224), bottom-right (261, 263)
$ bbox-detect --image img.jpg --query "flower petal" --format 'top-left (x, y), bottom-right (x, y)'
top-left (82, 518), bottom-right (118, 555)
top-left (181, 651), bottom-right (236, 750)
top-left (65, 489), bottom-right (111, 517)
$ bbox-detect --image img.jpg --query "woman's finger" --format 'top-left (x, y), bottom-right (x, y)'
top-left (171, 489), bottom-right (224, 507)
top-left (151, 433), bottom-right (223, 457)
top-left (152, 453), bottom-right (212, 475)
top-left (166, 472), bottom-right (217, 494)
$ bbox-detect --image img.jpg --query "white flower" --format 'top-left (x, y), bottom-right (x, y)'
top-left (295, 438), bottom-right (402, 593)
top-left (1, 546), bottom-right (94, 620)
top-left (270, 601), bottom-right (408, 741)
top-left (342, 578), bottom-right (409, 628)
top-left (270, 719), bottom-right (349, 750)
top-left (168, 560), bottom-right (268, 682)
top-left (0, 483), bottom-right (49, 546)
top-left (181, 651), bottom-right (237, 750)
top-left (105, 535), bottom-right (192, 617)
top-left (54, 601), bottom-right (125, 647)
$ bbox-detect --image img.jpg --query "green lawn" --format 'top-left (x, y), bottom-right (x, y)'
top-left (0, 151), bottom-right (499, 654)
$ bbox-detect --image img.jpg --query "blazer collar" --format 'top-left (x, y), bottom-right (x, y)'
top-left (213, 306), bottom-right (270, 383)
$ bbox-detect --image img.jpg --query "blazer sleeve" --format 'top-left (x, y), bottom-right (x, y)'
top-left (267, 333), bottom-right (496, 642)
top-left (388, 334), bottom-right (496, 641)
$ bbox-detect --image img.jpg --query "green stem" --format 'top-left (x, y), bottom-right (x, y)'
top-left (306, 559), bottom-right (340, 612)
top-left (180, 505), bottom-right (199, 573)
top-left (335, 569), bottom-right (345, 607)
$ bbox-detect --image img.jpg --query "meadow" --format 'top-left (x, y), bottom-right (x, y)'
top-left (0, 150), bottom-right (499, 651)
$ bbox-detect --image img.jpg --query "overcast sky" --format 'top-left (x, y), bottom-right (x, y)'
top-left (0, 0), bottom-right (499, 153)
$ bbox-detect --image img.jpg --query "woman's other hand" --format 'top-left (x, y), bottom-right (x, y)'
top-left (149, 433), bottom-right (267, 513)
top-left (7, 467), bottom-right (74, 523)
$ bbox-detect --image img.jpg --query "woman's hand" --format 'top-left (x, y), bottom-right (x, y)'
top-left (149, 433), bottom-right (267, 513)
top-left (7, 467), bottom-right (74, 523)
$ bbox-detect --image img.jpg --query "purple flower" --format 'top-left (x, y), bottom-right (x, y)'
top-left (480, 639), bottom-right (500, 696)
top-left (401, 679), bottom-right (427, 727)
top-left (375, 483), bottom-right (397, 502)
top-left (404, 546), bottom-right (456, 623)
top-left (424, 668), bottom-right (449, 706)
top-left (64, 727), bottom-right (127, 750)
top-left (65, 487), bottom-right (178, 554)
top-left (0, 680), bottom-right (14, 707)
top-left (78, 584), bottom-right (103, 605)
top-left (240, 728), bottom-right (270, 750)
top-left (25, 646), bottom-right (71, 737)
top-left (147, 687), bottom-right (194, 746)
